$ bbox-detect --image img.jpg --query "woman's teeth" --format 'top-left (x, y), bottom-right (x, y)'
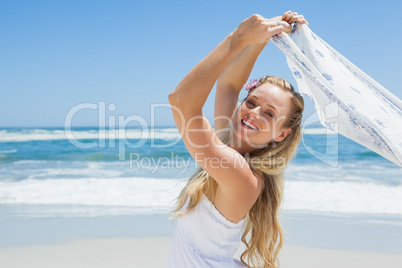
top-left (242, 120), bottom-right (258, 130)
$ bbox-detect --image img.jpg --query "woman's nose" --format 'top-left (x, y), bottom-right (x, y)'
top-left (248, 106), bottom-right (260, 118)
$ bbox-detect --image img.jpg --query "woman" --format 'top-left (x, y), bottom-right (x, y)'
top-left (168, 11), bottom-right (307, 268)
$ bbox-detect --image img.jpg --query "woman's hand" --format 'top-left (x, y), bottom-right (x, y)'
top-left (281, 10), bottom-right (309, 33)
top-left (270, 11), bottom-right (309, 35)
top-left (233, 14), bottom-right (285, 47)
top-left (274, 20), bottom-right (292, 35)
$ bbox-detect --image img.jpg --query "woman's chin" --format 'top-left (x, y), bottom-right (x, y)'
top-left (232, 131), bottom-right (261, 149)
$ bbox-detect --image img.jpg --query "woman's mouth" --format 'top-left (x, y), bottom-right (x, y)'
top-left (241, 119), bottom-right (259, 131)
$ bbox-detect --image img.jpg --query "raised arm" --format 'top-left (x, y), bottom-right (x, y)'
top-left (169, 15), bottom-right (284, 117)
top-left (168, 15), bottom-right (285, 220)
top-left (214, 43), bottom-right (268, 132)
top-left (214, 11), bottom-right (306, 132)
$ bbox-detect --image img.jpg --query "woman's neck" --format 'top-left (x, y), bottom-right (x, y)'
top-left (229, 135), bottom-right (255, 155)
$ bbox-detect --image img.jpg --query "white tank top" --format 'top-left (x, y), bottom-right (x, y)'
top-left (168, 195), bottom-right (247, 267)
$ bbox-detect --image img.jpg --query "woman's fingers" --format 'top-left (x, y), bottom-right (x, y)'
top-left (261, 20), bottom-right (284, 39)
top-left (282, 11), bottom-right (309, 27)
top-left (282, 10), bottom-right (292, 21)
top-left (267, 25), bottom-right (285, 36)
top-left (262, 20), bottom-right (285, 32)
top-left (295, 15), bottom-right (309, 26)
top-left (282, 11), bottom-right (295, 22)
top-left (261, 19), bottom-right (280, 27)
top-left (236, 15), bottom-right (285, 44)
top-left (276, 20), bottom-right (292, 34)
top-left (285, 12), bottom-right (299, 24)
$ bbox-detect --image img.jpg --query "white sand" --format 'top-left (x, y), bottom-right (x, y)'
top-left (279, 244), bottom-right (402, 268)
top-left (1, 236), bottom-right (402, 268)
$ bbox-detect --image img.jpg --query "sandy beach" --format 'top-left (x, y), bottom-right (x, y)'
top-left (1, 211), bottom-right (402, 268)
top-left (1, 236), bottom-right (402, 268)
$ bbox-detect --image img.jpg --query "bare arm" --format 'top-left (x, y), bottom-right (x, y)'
top-left (214, 43), bottom-right (267, 132)
top-left (168, 15), bottom-right (285, 209)
top-left (168, 13), bottom-right (290, 116)
top-left (214, 11), bottom-right (308, 132)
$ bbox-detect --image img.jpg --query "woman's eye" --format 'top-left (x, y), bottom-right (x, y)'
top-left (247, 100), bottom-right (256, 106)
top-left (265, 111), bottom-right (274, 118)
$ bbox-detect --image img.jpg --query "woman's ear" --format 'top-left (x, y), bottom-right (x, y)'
top-left (275, 128), bottom-right (292, 142)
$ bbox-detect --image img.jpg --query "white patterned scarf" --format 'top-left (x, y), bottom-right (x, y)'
top-left (271, 22), bottom-right (402, 166)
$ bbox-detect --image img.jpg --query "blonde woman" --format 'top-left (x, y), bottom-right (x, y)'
top-left (168, 11), bottom-right (307, 268)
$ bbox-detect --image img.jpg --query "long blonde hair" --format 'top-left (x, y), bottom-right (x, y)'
top-left (172, 75), bottom-right (304, 268)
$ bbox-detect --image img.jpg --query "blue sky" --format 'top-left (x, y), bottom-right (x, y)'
top-left (1, 0), bottom-right (401, 127)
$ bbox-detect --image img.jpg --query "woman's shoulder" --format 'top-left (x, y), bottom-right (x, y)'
top-left (212, 183), bottom-right (261, 224)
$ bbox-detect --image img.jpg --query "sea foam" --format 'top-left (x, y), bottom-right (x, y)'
top-left (0, 177), bottom-right (401, 216)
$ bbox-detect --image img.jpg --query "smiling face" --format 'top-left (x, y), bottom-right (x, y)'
top-left (232, 83), bottom-right (293, 152)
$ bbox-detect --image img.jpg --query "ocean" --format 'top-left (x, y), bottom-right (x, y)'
top-left (0, 126), bottom-right (401, 220)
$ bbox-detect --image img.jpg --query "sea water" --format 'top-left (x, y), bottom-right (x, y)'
top-left (1, 126), bottom-right (402, 251)
top-left (0, 126), bottom-right (401, 219)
